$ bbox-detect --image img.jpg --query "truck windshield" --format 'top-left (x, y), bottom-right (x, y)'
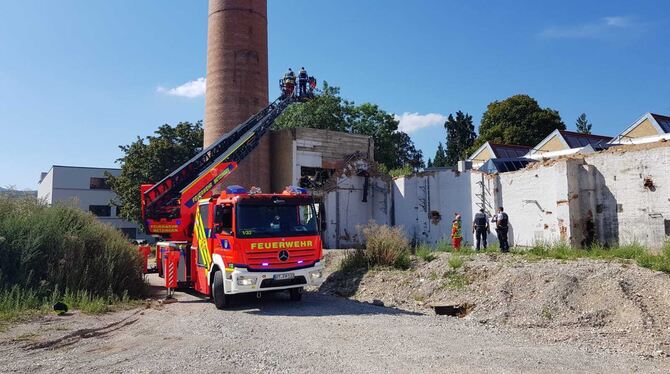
top-left (236, 203), bottom-right (318, 238)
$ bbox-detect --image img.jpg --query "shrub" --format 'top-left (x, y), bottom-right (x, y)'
top-left (415, 244), bottom-right (437, 262)
top-left (448, 255), bottom-right (464, 269)
top-left (435, 240), bottom-right (452, 252)
top-left (388, 165), bottom-right (414, 178)
top-left (338, 249), bottom-right (367, 273)
top-left (0, 197), bottom-right (145, 300)
top-left (360, 221), bottom-right (411, 269)
top-left (338, 222), bottom-right (411, 272)
top-left (393, 251), bottom-right (412, 270)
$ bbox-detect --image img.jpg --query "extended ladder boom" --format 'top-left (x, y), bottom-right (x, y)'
top-left (141, 95), bottom-right (297, 239)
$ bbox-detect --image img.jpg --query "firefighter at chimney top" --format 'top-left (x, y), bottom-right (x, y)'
top-left (451, 213), bottom-right (463, 250)
top-left (298, 67), bottom-right (308, 96)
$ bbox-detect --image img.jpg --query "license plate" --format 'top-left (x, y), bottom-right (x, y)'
top-left (273, 273), bottom-right (294, 280)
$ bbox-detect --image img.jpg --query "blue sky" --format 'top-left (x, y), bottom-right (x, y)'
top-left (1, 1), bottom-right (669, 189)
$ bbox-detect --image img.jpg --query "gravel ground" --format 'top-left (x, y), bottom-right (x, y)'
top-left (0, 273), bottom-right (667, 374)
top-left (321, 251), bottom-right (670, 359)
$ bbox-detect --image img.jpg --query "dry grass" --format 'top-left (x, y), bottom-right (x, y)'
top-left (339, 222), bottom-right (411, 272)
top-left (0, 197), bottom-right (145, 323)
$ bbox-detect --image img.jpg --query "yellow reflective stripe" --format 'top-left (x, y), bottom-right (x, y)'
top-left (194, 206), bottom-right (212, 271)
top-left (182, 132), bottom-right (256, 193)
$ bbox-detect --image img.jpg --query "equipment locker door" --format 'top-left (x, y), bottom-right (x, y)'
top-left (193, 202), bottom-right (213, 295)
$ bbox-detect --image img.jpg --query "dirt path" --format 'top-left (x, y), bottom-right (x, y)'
top-left (0, 275), bottom-right (667, 373)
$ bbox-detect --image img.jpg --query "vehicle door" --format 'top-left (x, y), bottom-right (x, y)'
top-left (193, 202), bottom-right (213, 295)
top-left (213, 204), bottom-right (235, 271)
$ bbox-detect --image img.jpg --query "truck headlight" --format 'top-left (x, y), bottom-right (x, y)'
top-left (237, 276), bottom-right (257, 286)
top-left (309, 270), bottom-right (322, 279)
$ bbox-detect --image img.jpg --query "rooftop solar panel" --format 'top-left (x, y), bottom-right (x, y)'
top-left (653, 116), bottom-right (670, 133)
top-left (560, 131), bottom-right (612, 149)
top-left (479, 158), bottom-right (535, 174)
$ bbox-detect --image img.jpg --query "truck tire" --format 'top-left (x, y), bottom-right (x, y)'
top-left (289, 287), bottom-right (303, 302)
top-left (212, 270), bottom-right (230, 309)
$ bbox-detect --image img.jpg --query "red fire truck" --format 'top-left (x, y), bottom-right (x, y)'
top-left (140, 91), bottom-right (323, 308)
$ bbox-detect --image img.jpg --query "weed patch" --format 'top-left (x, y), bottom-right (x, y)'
top-left (338, 249), bottom-right (368, 273)
top-left (448, 256), bottom-right (464, 269)
top-left (435, 241), bottom-right (452, 252)
top-left (520, 241), bottom-right (670, 273)
top-left (442, 270), bottom-right (468, 289)
top-left (0, 285), bottom-right (137, 325)
top-left (416, 245), bottom-right (437, 262)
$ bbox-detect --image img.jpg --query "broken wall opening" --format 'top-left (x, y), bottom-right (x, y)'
top-left (299, 166), bottom-right (335, 189)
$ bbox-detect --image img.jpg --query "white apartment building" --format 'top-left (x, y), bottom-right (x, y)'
top-left (37, 165), bottom-right (141, 239)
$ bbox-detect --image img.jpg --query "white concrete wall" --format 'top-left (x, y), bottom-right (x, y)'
top-left (322, 175), bottom-right (390, 248)
top-left (581, 145), bottom-right (670, 248)
top-left (317, 143), bottom-right (670, 250)
top-left (470, 171), bottom-right (500, 246)
top-left (486, 144), bottom-right (670, 249)
top-left (393, 170), bottom-right (475, 246)
top-left (393, 176), bottom-right (419, 241)
top-left (495, 160), bottom-right (574, 246)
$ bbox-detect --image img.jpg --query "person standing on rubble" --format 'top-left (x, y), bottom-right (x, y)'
top-left (472, 208), bottom-right (489, 251)
top-left (492, 207), bottom-right (510, 252)
top-left (451, 213), bottom-right (463, 251)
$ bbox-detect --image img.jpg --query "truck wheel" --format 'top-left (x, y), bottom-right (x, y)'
top-left (289, 287), bottom-right (303, 302)
top-left (212, 270), bottom-right (230, 309)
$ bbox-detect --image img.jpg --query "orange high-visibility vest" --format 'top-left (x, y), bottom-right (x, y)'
top-left (451, 219), bottom-right (462, 239)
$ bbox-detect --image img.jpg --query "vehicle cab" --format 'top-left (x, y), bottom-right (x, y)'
top-left (190, 185), bottom-right (324, 306)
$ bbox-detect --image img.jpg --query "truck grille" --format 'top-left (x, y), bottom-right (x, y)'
top-left (245, 248), bottom-right (317, 270)
top-left (260, 276), bottom-right (307, 289)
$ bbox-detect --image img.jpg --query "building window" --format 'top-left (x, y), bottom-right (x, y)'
top-left (89, 205), bottom-right (111, 217)
top-left (90, 177), bottom-right (110, 190)
top-left (120, 228), bottom-right (137, 239)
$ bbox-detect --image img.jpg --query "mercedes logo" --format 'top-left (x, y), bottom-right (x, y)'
top-left (278, 250), bottom-right (289, 261)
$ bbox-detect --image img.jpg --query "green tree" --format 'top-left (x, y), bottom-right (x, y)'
top-left (274, 82), bottom-right (352, 132)
top-left (426, 158), bottom-right (433, 168)
top-left (432, 142), bottom-right (448, 167)
top-left (107, 121), bottom-right (203, 224)
top-left (471, 94), bottom-right (565, 153)
top-left (575, 113), bottom-right (592, 134)
top-left (445, 111), bottom-right (476, 165)
top-left (275, 82), bottom-right (424, 171)
top-left (391, 131), bottom-right (424, 170)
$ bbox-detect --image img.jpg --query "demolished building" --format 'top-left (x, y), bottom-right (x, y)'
top-left (269, 128), bottom-right (389, 248)
top-left (390, 140), bottom-right (670, 250)
top-left (272, 113), bottom-right (670, 250)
